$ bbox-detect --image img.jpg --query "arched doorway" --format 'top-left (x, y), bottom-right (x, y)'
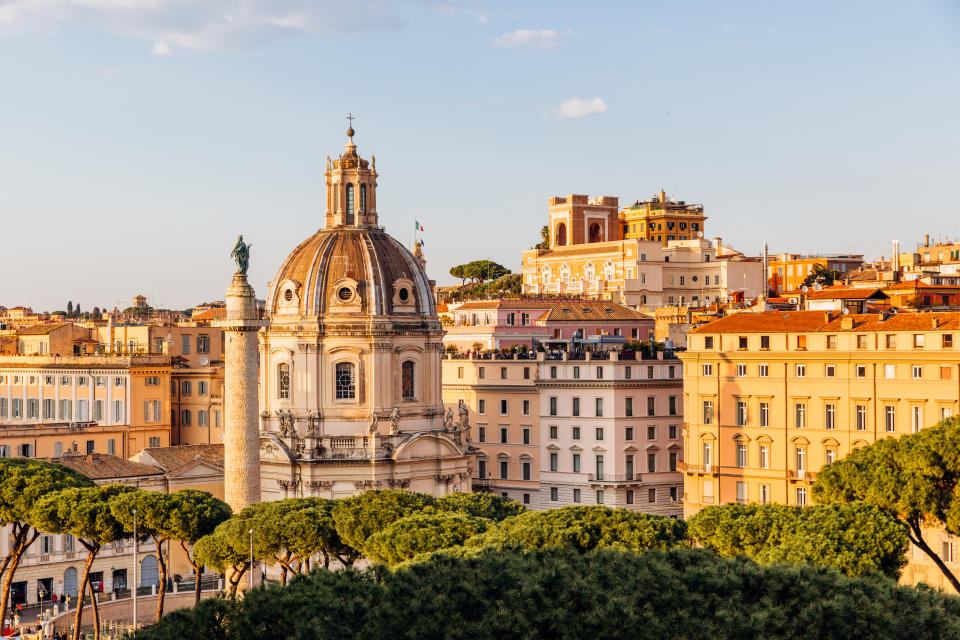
top-left (63, 568), bottom-right (78, 598)
top-left (588, 223), bottom-right (603, 243)
top-left (555, 223), bottom-right (567, 246)
top-left (141, 555), bottom-right (159, 588)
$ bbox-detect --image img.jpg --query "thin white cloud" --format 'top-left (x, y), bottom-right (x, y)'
top-left (151, 41), bottom-right (170, 55)
top-left (0, 0), bottom-right (409, 51)
top-left (551, 97), bottom-right (607, 120)
top-left (492, 28), bottom-right (570, 50)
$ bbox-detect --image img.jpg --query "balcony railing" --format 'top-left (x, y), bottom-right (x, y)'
top-left (678, 463), bottom-right (717, 475)
top-left (587, 473), bottom-right (643, 483)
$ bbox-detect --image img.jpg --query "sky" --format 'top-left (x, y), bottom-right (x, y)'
top-left (1, 0), bottom-right (958, 312)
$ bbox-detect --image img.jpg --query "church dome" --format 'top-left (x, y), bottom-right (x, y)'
top-left (267, 226), bottom-right (435, 318)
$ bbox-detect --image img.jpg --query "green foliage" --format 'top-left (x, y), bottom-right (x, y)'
top-left (132, 547), bottom-right (960, 640)
top-left (465, 505), bottom-right (688, 553)
top-left (32, 484), bottom-right (134, 545)
top-left (802, 262), bottom-right (842, 288)
top-left (364, 512), bottom-right (491, 566)
top-left (814, 417), bottom-right (960, 588)
top-left (688, 502), bottom-right (908, 578)
top-left (0, 459), bottom-right (94, 526)
top-left (450, 273), bottom-right (522, 300)
top-left (448, 259), bottom-right (511, 286)
top-left (535, 224), bottom-right (550, 250)
top-left (332, 490), bottom-right (437, 553)
top-left (435, 492), bottom-right (526, 521)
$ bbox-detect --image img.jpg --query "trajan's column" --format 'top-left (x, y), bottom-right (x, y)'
top-left (215, 235), bottom-right (266, 512)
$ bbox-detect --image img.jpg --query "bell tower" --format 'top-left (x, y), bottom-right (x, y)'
top-left (324, 119), bottom-right (378, 228)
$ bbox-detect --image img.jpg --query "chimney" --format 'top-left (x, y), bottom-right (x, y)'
top-left (932, 317), bottom-right (940, 329)
top-left (714, 237), bottom-right (723, 254)
top-left (841, 317), bottom-right (854, 330)
top-left (824, 312), bottom-right (833, 323)
top-left (925, 234), bottom-right (930, 247)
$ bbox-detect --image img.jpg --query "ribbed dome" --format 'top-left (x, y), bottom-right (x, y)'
top-left (267, 226), bottom-right (435, 318)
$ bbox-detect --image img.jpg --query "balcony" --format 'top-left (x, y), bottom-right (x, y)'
top-left (788, 469), bottom-right (816, 482)
top-left (587, 473), bottom-right (642, 484)
top-left (677, 463), bottom-right (718, 476)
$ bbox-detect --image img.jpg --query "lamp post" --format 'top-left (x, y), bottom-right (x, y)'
top-left (248, 529), bottom-right (255, 590)
top-left (132, 508), bottom-right (138, 628)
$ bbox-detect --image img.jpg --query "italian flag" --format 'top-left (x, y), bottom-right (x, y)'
top-left (415, 220), bottom-right (424, 232)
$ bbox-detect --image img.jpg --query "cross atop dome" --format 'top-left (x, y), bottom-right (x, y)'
top-left (346, 112), bottom-right (355, 142)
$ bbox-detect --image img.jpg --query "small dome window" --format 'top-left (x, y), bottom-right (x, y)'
top-left (337, 286), bottom-right (353, 302)
top-left (284, 289), bottom-right (294, 302)
top-left (398, 287), bottom-right (409, 302)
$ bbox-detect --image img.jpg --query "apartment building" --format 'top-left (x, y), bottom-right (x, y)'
top-left (538, 351), bottom-right (684, 516)
top-left (678, 310), bottom-right (960, 589)
top-left (442, 355), bottom-right (540, 506)
top-left (767, 253), bottom-right (864, 294)
top-left (0, 355), bottom-right (172, 458)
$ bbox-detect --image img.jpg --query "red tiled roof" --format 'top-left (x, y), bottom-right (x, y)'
top-left (453, 299), bottom-right (652, 322)
top-left (805, 288), bottom-right (887, 300)
top-left (142, 444), bottom-right (224, 472)
top-left (191, 308), bottom-right (226, 321)
top-left (691, 310), bottom-right (960, 334)
top-left (17, 323), bottom-right (71, 335)
top-left (53, 454), bottom-right (163, 479)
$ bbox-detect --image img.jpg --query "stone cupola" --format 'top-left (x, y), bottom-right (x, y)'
top-left (324, 126), bottom-right (379, 228)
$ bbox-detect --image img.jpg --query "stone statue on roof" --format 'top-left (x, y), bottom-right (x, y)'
top-left (231, 235), bottom-right (251, 275)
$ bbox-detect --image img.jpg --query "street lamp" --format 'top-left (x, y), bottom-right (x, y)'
top-left (248, 529), bottom-right (255, 590)
top-left (132, 508), bottom-right (138, 628)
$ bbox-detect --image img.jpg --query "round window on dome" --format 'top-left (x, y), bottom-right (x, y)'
top-left (337, 286), bottom-right (353, 302)
top-left (398, 288), bottom-right (409, 302)
top-left (284, 289), bottom-right (294, 302)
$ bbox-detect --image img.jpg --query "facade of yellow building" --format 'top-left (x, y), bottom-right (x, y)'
top-left (620, 190), bottom-right (706, 245)
top-left (679, 310), bottom-right (960, 590)
top-left (767, 253), bottom-right (864, 294)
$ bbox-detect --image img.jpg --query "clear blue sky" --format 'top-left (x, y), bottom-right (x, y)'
top-left (1, 0), bottom-right (958, 311)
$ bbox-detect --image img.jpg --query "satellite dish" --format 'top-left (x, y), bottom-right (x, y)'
top-left (842, 308), bottom-right (849, 315)
top-left (813, 283), bottom-right (822, 290)
top-left (199, 356), bottom-right (209, 366)
top-left (801, 285), bottom-right (809, 293)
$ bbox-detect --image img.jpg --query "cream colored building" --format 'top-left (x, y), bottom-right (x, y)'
top-left (679, 309), bottom-right (960, 590)
top-left (257, 127), bottom-right (472, 500)
top-left (522, 194), bottom-right (763, 308)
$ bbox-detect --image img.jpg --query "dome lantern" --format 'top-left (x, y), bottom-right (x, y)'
top-left (325, 122), bottom-right (378, 228)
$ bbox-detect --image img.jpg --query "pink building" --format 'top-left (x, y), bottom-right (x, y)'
top-left (538, 350), bottom-right (683, 515)
top-left (444, 299), bottom-right (654, 352)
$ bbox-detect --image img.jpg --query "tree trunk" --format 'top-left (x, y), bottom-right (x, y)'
top-left (907, 519), bottom-right (960, 592)
top-left (154, 536), bottom-right (168, 621)
top-left (88, 575), bottom-right (101, 640)
top-left (0, 525), bottom-right (38, 636)
top-left (72, 546), bottom-right (98, 640)
top-left (180, 541), bottom-right (203, 605)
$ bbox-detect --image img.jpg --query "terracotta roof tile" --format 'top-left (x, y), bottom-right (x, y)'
top-left (691, 310), bottom-right (960, 334)
top-left (805, 288), bottom-right (887, 300)
top-left (142, 444), bottom-right (224, 473)
top-left (52, 453), bottom-right (163, 480)
top-left (453, 299), bottom-right (652, 321)
top-left (18, 323), bottom-right (71, 335)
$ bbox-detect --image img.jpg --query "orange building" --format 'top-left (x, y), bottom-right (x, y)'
top-left (767, 253), bottom-right (864, 294)
top-left (620, 190), bottom-right (706, 245)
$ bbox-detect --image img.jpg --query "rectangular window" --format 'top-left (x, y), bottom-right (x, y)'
top-left (182, 335), bottom-right (191, 354)
top-left (550, 366), bottom-right (557, 379)
top-left (760, 335), bottom-right (770, 350)
top-left (522, 462), bottom-right (531, 481)
top-left (795, 403), bottom-right (806, 428)
top-left (573, 366), bottom-right (580, 379)
top-left (669, 451), bottom-right (678, 472)
top-left (669, 396), bottom-right (677, 416)
top-left (825, 364), bottom-right (836, 378)
top-left (550, 452), bottom-right (558, 471)
top-left (214, 411), bottom-right (221, 427)
top-left (736, 443), bottom-right (747, 468)
top-left (198, 381), bottom-right (209, 396)
top-left (572, 453), bottom-right (581, 473)
top-left (595, 427), bottom-right (604, 441)
top-left (704, 337), bottom-right (714, 349)
top-left (572, 397), bottom-right (580, 417)
top-left (759, 445), bottom-right (769, 469)
top-left (144, 376), bottom-right (159, 386)
top-left (499, 399), bottom-right (508, 415)
top-left (478, 425), bottom-right (486, 442)
top-left (43, 398), bottom-right (54, 420)
top-left (670, 486), bottom-right (679, 502)
top-left (457, 367), bottom-right (464, 379)
top-left (797, 335), bottom-right (807, 350)
top-left (886, 334), bottom-right (897, 349)
top-left (499, 460), bottom-right (509, 479)
top-left (912, 365), bottom-right (923, 380)
top-left (573, 488), bottom-right (581, 503)
top-left (914, 334), bottom-right (925, 348)
top-left (181, 409), bottom-right (191, 426)
top-left (595, 398), bottom-right (603, 417)
top-left (736, 481), bottom-right (748, 504)
top-left (702, 400), bottom-right (713, 424)
top-left (738, 336), bottom-right (747, 350)
top-left (856, 404), bottom-right (867, 430)
top-left (625, 366), bottom-right (632, 379)
top-left (885, 405), bottom-right (896, 432)
top-left (595, 455), bottom-right (605, 480)
top-left (522, 400), bottom-right (530, 416)
top-left (596, 366), bottom-right (603, 379)
top-left (59, 399), bottom-right (71, 421)
top-left (625, 426), bottom-right (634, 441)
top-left (478, 367), bottom-right (485, 379)
top-left (499, 426), bottom-right (508, 444)
top-left (548, 397), bottom-right (556, 417)
top-left (669, 424), bottom-right (678, 439)
top-left (647, 396), bottom-right (656, 416)
top-left (796, 487), bottom-right (807, 506)
top-left (826, 335), bottom-right (837, 350)
top-left (759, 402), bottom-right (770, 427)
top-left (500, 367), bottom-right (507, 380)
top-left (648, 488), bottom-right (656, 503)
top-left (760, 485), bottom-right (770, 504)
top-left (825, 403), bottom-right (836, 429)
top-left (27, 399), bottom-right (38, 419)
top-left (944, 542), bottom-right (955, 564)
top-left (197, 334), bottom-right (210, 354)
top-left (626, 490), bottom-right (634, 505)
top-left (647, 452), bottom-right (656, 473)
top-left (857, 335), bottom-right (867, 349)
top-left (702, 364), bottom-right (713, 376)
top-left (796, 364), bottom-right (806, 378)
top-left (736, 364), bottom-right (746, 377)
top-left (759, 364), bottom-right (769, 377)
top-left (550, 487), bottom-right (559, 501)
top-left (523, 366), bottom-right (530, 380)
top-left (796, 446), bottom-right (806, 472)
top-left (856, 365), bottom-right (867, 378)
top-left (737, 401), bottom-right (747, 426)
top-left (625, 397), bottom-right (633, 417)
top-left (912, 406), bottom-right (923, 433)
top-left (199, 410), bottom-right (208, 427)
top-left (647, 425), bottom-right (656, 440)
top-left (572, 426), bottom-right (580, 440)
top-left (181, 380), bottom-right (192, 395)
top-left (944, 334), bottom-right (954, 349)
top-left (885, 364), bottom-right (896, 379)
top-left (549, 425), bottom-right (558, 439)
top-left (94, 400), bottom-right (104, 421)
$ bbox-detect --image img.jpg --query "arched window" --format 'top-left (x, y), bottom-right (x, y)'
top-left (335, 362), bottom-right (356, 399)
top-left (589, 222), bottom-right (603, 243)
top-left (141, 555), bottom-right (159, 587)
top-left (63, 567), bottom-right (78, 598)
top-left (556, 223), bottom-right (567, 246)
top-left (345, 184), bottom-right (355, 224)
top-left (277, 363), bottom-right (290, 400)
top-left (360, 184), bottom-right (367, 214)
top-left (401, 361), bottom-right (415, 400)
